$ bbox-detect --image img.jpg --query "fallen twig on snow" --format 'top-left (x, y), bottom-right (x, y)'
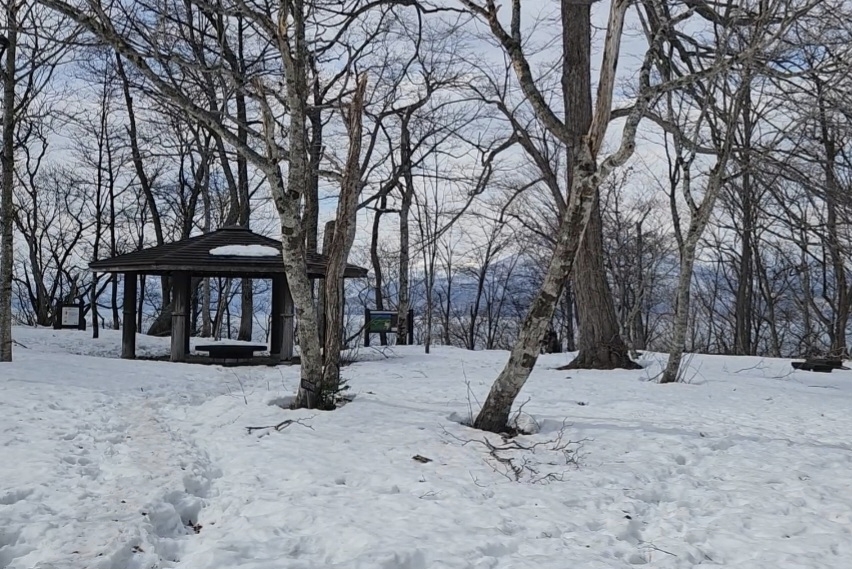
top-left (227, 372), bottom-right (253, 405)
top-left (369, 345), bottom-right (396, 359)
top-left (442, 421), bottom-right (584, 483)
top-left (639, 540), bottom-right (676, 557)
top-left (245, 416), bottom-right (315, 434)
top-left (733, 359), bottom-right (768, 374)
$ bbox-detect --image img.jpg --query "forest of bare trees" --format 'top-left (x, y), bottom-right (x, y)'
top-left (1, 0), bottom-right (851, 427)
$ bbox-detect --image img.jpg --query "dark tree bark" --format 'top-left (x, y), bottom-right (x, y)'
top-left (734, 89), bottom-right (754, 355)
top-left (630, 220), bottom-right (647, 351)
top-left (234, 19), bottom-right (254, 343)
top-left (0, 1), bottom-right (16, 360)
top-left (108, 111), bottom-right (119, 330)
top-left (568, 196), bottom-right (638, 369)
top-left (115, 54), bottom-right (173, 336)
top-left (562, 284), bottom-right (576, 351)
top-left (816, 78), bottom-right (849, 357)
top-left (369, 194), bottom-right (389, 346)
top-left (562, 0), bottom-right (636, 370)
top-left (397, 114), bottom-right (415, 345)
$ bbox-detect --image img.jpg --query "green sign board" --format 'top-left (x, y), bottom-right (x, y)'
top-left (364, 308), bottom-right (415, 347)
top-left (368, 312), bottom-right (395, 333)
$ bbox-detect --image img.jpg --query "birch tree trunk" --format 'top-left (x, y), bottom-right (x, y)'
top-left (464, 0), bottom-right (648, 431)
top-left (474, 156), bottom-right (620, 431)
top-left (660, 232), bottom-right (701, 384)
top-left (661, 137), bottom-right (739, 383)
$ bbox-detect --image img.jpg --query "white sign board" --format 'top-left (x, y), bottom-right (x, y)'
top-left (61, 305), bottom-right (80, 327)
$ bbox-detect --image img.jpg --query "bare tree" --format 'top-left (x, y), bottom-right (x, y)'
top-left (656, 0), bottom-right (818, 383)
top-left (0, 1), bottom-right (74, 359)
top-left (462, 0), bottom-right (658, 431)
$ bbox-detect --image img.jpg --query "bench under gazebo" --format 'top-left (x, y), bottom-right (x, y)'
top-left (89, 226), bottom-right (368, 363)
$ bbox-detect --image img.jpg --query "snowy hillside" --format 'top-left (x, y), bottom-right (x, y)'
top-left (2, 327), bottom-right (852, 568)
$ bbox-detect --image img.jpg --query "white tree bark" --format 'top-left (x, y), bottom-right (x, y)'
top-left (467, 0), bottom-right (651, 431)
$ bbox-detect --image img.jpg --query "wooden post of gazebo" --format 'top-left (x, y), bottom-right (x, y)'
top-left (122, 272), bottom-right (137, 359)
top-left (271, 275), bottom-right (295, 361)
top-left (270, 274), bottom-right (284, 360)
top-left (171, 272), bottom-right (190, 362)
top-left (184, 276), bottom-right (193, 355)
top-left (283, 281), bottom-right (294, 361)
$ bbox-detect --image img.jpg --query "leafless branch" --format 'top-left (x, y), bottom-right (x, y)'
top-left (245, 416), bottom-right (316, 434)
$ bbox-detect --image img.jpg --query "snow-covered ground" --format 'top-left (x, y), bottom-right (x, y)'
top-left (2, 327), bottom-right (852, 568)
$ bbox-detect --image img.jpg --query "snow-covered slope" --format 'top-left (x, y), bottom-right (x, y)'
top-left (2, 327), bottom-right (851, 568)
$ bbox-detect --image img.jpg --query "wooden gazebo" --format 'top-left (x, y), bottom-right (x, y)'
top-left (89, 226), bottom-right (368, 363)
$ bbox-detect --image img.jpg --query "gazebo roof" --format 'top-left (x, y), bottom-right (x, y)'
top-left (89, 226), bottom-right (368, 278)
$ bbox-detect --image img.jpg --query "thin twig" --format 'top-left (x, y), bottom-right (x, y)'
top-left (442, 423), bottom-right (582, 483)
top-left (246, 416), bottom-right (316, 434)
top-left (733, 359), bottom-right (767, 374)
top-left (639, 540), bottom-right (677, 557)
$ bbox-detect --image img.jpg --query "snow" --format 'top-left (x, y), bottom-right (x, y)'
top-left (3, 328), bottom-right (852, 568)
top-left (209, 245), bottom-right (280, 257)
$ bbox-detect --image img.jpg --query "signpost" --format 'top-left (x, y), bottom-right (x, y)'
top-left (54, 302), bottom-right (86, 331)
top-left (364, 308), bottom-right (414, 346)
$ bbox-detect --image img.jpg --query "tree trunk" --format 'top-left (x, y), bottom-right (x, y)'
top-left (235, 28), bottom-right (253, 343)
top-left (561, 0), bottom-right (635, 370)
top-left (568, 197), bottom-right (638, 369)
top-left (269, 0), bottom-right (326, 409)
top-left (369, 195), bottom-right (388, 346)
top-left (0, 5), bottom-right (18, 361)
top-left (201, 278), bottom-right (212, 337)
top-left (238, 280), bottom-right (253, 341)
top-left (397, 115), bottom-right (415, 345)
top-left (662, 114), bottom-right (740, 382)
top-left (817, 81), bottom-right (848, 357)
top-left (318, 74), bottom-right (368, 406)
top-left (661, 233), bottom-right (702, 383)
top-left (276, 195), bottom-right (321, 408)
top-left (631, 220), bottom-right (647, 351)
top-left (305, 67), bottom-right (322, 253)
top-left (107, 101), bottom-right (119, 330)
top-left (92, 74), bottom-right (109, 339)
top-left (318, 219), bottom-right (335, 344)
top-left (116, 53), bottom-right (172, 336)
top-left (147, 300), bottom-right (172, 336)
top-left (137, 274), bottom-right (145, 331)
top-left (201, 167), bottom-right (212, 337)
top-left (474, 0), bottom-right (643, 427)
top-left (754, 249), bottom-right (781, 357)
top-left (562, 285), bottom-right (576, 351)
top-left (474, 170), bottom-right (599, 431)
top-left (734, 90), bottom-right (754, 355)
